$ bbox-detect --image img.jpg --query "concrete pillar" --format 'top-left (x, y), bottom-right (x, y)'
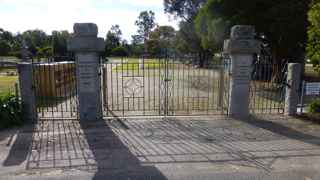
top-left (285, 63), bottom-right (301, 116)
top-left (67, 23), bottom-right (105, 121)
top-left (223, 25), bottom-right (260, 118)
top-left (17, 63), bottom-right (37, 121)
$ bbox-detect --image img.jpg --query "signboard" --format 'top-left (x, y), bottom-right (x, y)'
top-left (305, 82), bottom-right (320, 95)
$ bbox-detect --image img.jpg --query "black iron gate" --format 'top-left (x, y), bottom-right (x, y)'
top-left (33, 61), bottom-right (78, 119)
top-left (249, 61), bottom-right (287, 114)
top-left (102, 56), bottom-right (230, 118)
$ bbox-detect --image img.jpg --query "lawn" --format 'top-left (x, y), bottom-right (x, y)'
top-left (0, 76), bottom-right (18, 95)
top-left (304, 64), bottom-right (320, 82)
top-left (0, 67), bottom-right (17, 74)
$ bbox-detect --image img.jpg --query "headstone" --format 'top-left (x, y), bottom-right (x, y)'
top-left (67, 23), bottom-right (105, 121)
top-left (224, 25), bottom-right (260, 118)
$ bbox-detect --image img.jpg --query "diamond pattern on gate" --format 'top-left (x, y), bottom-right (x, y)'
top-left (123, 77), bottom-right (144, 97)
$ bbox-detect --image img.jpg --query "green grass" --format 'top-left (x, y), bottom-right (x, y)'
top-left (304, 64), bottom-right (320, 81)
top-left (0, 67), bottom-right (17, 74)
top-left (112, 58), bottom-right (182, 71)
top-left (0, 76), bottom-right (18, 94)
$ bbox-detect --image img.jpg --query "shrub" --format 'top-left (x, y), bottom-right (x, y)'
top-left (0, 93), bottom-right (23, 129)
top-left (308, 99), bottom-right (320, 113)
top-left (111, 46), bottom-right (128, 57)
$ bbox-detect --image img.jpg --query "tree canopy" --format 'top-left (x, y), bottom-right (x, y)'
top-left (194, 0), bottom-right (310, 63)
top-left (307, 0), bottom-right (320, 74)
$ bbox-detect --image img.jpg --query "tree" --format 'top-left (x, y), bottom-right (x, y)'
top-left (307, 0), bottom-right (320, 74)
top-left (105, 25), bottom-right (122, 57)
top-left (134, 10), bottom-right (156, 54)
top-left (164, 0), bottom-right (206, 21)
top-left (195, 0), bottom-right (310, 64)
top-left (111, 46), bottom-right (128, 57)
top-left (147, 25), bottom-right (176, 56)
top-left (22, 30), bottom-right (50, 57)
top-left (0, 41), bottom-right (10, 56)
top-left (52, 30), bottom-right (70, 57)
top-left (164, 0), bottom-right (210, 66)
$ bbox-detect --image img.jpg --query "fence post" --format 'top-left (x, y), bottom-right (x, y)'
top-left (17, 63), bottom-right (37, 121)
top-left (67, 23), bottom-right (105, 121)
top-left (285, 63), bottom-right (301, 116)
top-left (223, 25), bottom-right (260, 118)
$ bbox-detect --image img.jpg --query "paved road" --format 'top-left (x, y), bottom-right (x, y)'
top-left (1, 115), bottom-right (320, 179)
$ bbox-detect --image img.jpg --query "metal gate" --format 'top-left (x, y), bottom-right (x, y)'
top-left (249, 61), bottom-right (287, 114)
top-left (102, 56), bottom-right (230, 118)
top-left (32, 60), bottom-right (78, 119)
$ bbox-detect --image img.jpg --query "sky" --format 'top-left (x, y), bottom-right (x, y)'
top-left (0, 0), bottom-right (179, 41)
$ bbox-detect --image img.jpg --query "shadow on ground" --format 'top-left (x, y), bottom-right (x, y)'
top-left (2, 124), bottom-right (34, 166)
top-left (3, 115), bottom-right (320, 179)
top-left (79, 118), bottom-right (168, 180)
top-left (241, 115), bottom-right (320, 146)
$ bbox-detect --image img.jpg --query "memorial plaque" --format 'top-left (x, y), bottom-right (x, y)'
top-left (305, 82), bottom-right (320, 95)
top-left (77, 54), bottom-right (97, 92)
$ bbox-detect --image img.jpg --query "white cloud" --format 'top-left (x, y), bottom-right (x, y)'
top-left (0, 0), bottom-right (178, 41)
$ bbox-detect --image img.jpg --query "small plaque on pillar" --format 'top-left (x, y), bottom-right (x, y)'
top-left (77, 54), bottom-right (97, 92)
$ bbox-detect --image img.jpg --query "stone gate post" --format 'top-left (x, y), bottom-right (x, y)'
top-left (17, 63), bottom-right (37, 121)
top-left (224, 25), bottom-right (260, 118)
top-left (67, 23), bottom-right (105, 121)
top-left (284, 63), bottom-right (301, 116)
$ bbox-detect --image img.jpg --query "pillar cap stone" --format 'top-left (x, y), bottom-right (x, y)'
top-left (74, 23), bottom-right (98, 37)
top-left (231, 25), bottom-right (255, 40)
top-left (67, 23), bottom-right (105, 52)
top-left (224, 25), bottom-right (260, 54)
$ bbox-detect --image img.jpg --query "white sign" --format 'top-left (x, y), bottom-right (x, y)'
top-left (305, 82), bottom-right (320, 95)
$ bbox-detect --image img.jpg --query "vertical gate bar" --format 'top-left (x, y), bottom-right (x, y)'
top-left (143, 57), bottom-right (146, 116)
top-left (110, 62), bottom-right (114, 111)
top-left (102, 64), bottom-right (106, 116)
top-left (63, 63), bottom-right (68, 117)
top-left (198, 64), bottom-right (201, 111)
top-left (148, 58), bottom-right (151, 112)
top-left (253, 63), bottom-right (257, 114)
top-left (182, 60), bottom-right (185, 111)
top-left (137, 59), bottom-right (140, 111)
top-left (46, 64), bottom-right (53, 118)
top-left (177, 60), bottom-right (180, 111)
top-left (171, 60), bottom-right (174, 115)
top-left (105, 63), bottom-right (109, 117)
top-left (127, 62), bottom-right (130, 112)
top-left (34, 64), bottom-right (41, 118)
top-left (213, 64), bottom-right (217, 113)
top-left (40, 64), bottom-right (46, 117)
top-left (218, 59), bottom-right (224, 111)
top-left (58, 62), bottom-right (64, 118)
top-left (300, 81), bottom-right (305, 114)
top-left (187, 62), bottom-right (190, 114)
top-left (207, 64), bottom-right (210, 114)
top-left (116, 61), bottom-right (119, 111)
top-left (267, 63), bottom-right (272, 113)
top-left (132, 62), bottom-right (135, 112)
top-left (153, 60), bottom-right (156, 112)
top-left (263, 63), bottom-right (268, 113)
top-left (70, 62), bottom-right (73, 117)
top-left (121, 58), bottom-right (125, 117)
top-left (158, 58), bottom-right (161, 115)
